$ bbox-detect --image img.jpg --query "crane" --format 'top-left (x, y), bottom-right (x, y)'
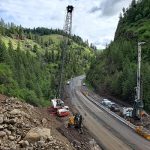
top-left (57, 5), bottom-right (74, 99)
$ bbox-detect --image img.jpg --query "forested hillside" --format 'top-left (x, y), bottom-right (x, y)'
top-left (0, 20), bottom-right (95, 106)
top-left (87, 0), bottom-right (150, 111)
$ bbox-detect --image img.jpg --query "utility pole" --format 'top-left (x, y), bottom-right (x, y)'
top-left (58, 5), bottom-right (74, 99)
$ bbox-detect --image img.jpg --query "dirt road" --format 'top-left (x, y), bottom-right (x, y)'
top-left (67, 76), bottom-right (150, 150)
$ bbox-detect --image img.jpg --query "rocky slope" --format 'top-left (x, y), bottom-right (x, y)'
top-left (0, 94), bottom-right (72, 150)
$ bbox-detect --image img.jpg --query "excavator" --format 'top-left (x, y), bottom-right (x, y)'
top-left (68, 113), bottom-right (83, 134)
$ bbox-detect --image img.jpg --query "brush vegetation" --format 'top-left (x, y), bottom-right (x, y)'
top-left (0, 21), bottom-right (95, 106)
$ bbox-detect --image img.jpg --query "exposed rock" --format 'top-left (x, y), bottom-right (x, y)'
top-left (0, 131), bottom-right (6, 137)
top-left (3, 129), bottom-right (11, 136)
top-left (37, 140), bottom-right (45, 147)
top-left (0, 95), bottom-right (69, 150)
top-left (9, 118), bottom-right (17, 125)
top-left (9, 109), bottom-right (30, 119)
top-left (25, 127), bottom-right (51, 142)
top-left (7, 124), bottom-right (15, 131)
top-left (0, 125), bottom-right (4, 130)
top-left (9, 141), bottom-right (16, 150)
top-left (42, 118), bottom-right (47, 126)
top-left (8, 135), bottom-right (15, 140)
top-left (9, 109), bottom-right (21, 115)
top-left (19, 140), bottom-right (29, 147)
top-left (0, 115), bottom-right (4, 124)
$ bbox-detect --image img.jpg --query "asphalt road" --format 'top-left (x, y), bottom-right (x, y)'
top-left (67, 76), bottom-right (150, 150)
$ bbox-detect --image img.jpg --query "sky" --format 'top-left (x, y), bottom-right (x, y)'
top-left (0, 0), bottom-right (132, 49)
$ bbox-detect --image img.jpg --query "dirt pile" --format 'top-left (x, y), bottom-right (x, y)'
top-left (0, 95), bottom-right (70, 150)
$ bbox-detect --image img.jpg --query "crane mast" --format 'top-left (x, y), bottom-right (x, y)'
top-left (58, 5), bottom-right (74, 99)
top-left (132, 42), bottom-right (145, 119)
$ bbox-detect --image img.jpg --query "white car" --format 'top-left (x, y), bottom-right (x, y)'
top-left (67, 81), bottom-right (70, 85)
top-left (101, 99), bottom-right (115, 108)
top-left (101, 99), bottom-right (111, 105)
top-left (107, 102), bottom-right (115, 108)
top-left (82, 83), bottom-right (86, 86)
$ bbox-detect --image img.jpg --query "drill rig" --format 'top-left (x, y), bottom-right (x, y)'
top-left (132, 42), bottom-right (145, 120)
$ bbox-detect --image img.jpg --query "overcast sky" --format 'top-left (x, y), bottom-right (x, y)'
top-left (0, 0), bottom-right (132, 49)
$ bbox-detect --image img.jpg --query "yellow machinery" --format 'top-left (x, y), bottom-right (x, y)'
top-left (135, 126), bottom-right (150, 140)
top-left (68, 116), bottom-right (75, 127)
top-left (68, 113), bottom-right (83, 131)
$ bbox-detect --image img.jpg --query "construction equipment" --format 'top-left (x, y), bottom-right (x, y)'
top-left (135, 126), bottom-right (150, 140)
top-left (48, 99), bottom-right (70, 117)
top-left (132, 42), bottom-right (145, 120)
top-left (68, 113), bottom-right (83, 133)
top-left (57, 106), bottom-right (69, 117)
top-left (58, 5), bottom-right (74, 99)
top-left (121, 107), bottom-right (133, 118)
top-left (122, 43), bottom-right (147, 120)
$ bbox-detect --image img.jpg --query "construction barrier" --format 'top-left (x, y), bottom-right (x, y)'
top-left (135, 126), bottom-right (150, 140)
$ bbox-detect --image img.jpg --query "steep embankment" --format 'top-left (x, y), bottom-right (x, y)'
top-left (0, 94), bottom-right (72, 150)
top-left (86, 0), bottom-right (150, 111)
top-left (0, 23), bottom-right (95, 106)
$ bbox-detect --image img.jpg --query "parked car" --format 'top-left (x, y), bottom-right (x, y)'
top-left (101, 99), bottom-right (111, 106)
top-left (110, 104), bottom-right (120, 112)
top-left (67, 81), bottom-right (70, 85)
top-left (82, 83), bottom-right (86, 86)
top-left (101, 99), bottom-right (116, 108)
top-left (107, 102), bottom-right (115, 109)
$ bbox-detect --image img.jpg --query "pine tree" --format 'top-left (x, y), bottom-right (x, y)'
top-left (0, 38), bottom-right (7, 62)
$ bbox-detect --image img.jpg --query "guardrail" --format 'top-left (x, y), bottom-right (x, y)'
top-left (81, 90), bottom-right (150, 140)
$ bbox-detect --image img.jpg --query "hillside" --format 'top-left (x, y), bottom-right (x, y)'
top-left (0, 94), bottom-right (72, 150)
top-left (0, 21), bottom-right (95, 106)
top-left (86, 0), bottom-right (150, 111)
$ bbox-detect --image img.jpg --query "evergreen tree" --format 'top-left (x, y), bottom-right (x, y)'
top-left (0, 38), bottom-right (7, 62)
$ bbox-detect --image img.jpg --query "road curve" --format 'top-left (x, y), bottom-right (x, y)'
top-left (67, 76), bottom-right (150, 150)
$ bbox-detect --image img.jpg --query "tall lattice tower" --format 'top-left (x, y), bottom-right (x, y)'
top-left (57, 5), bottom-right (74, 99)
top-left (64, 5), bottom-right (74, 34)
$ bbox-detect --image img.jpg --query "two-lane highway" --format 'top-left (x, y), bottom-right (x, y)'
top-left (67, 76), bottom-right (150, 150)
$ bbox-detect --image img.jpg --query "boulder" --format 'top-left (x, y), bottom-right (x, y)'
top-left (4, 129), bottom-right (11, 136)
top-left (9, 118), bottom-right (17, 125)
top-left (0, 131), bottom-right (6, 137)
top-left (0, 125), bottom-right (4, 130)
top-left (9, 109), bottom-right (21, 115)
top-left (25, 127), bottom-right (51, 142)
top-left (0, 115), bottom-right (4, 124)
top-left (9, 109), bottom-right (30, 118)
top-left (41, 118), bottom-right (47, 126)
top-left (19, 140), bottom-right (29, 147)
top-left (8, 135), bottom-right (15, 140)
